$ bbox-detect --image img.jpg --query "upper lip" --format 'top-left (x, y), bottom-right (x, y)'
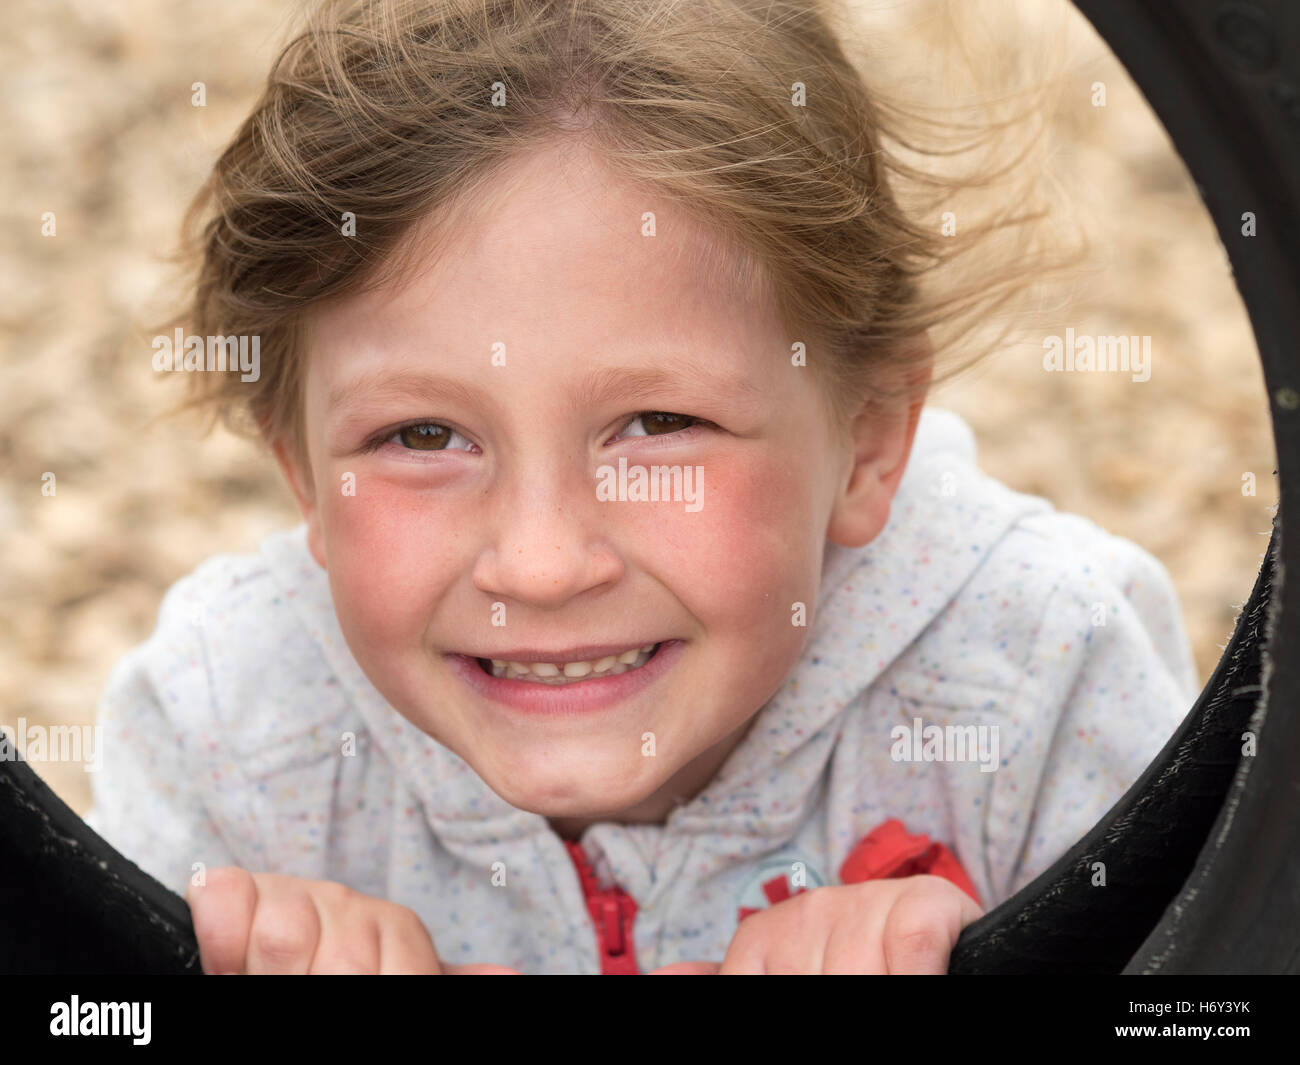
top-left (455, 641), bottom-right (665, 663)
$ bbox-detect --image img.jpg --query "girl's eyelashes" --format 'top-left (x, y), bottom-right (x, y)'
top-left (362, 410), bottom-right (711, 454)
top-left (612, 411), bottom-right (711, 440)
top-left (363, 421), bottom-right (477, 454)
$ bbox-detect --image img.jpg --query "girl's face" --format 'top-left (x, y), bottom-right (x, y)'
top-left (277, 139), bottom-right (926, 827)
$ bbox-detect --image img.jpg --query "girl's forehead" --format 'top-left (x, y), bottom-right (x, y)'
top-left (296, 138), bottom-right (800, 427)
top-left (349, 137), bottom-right (769, 318)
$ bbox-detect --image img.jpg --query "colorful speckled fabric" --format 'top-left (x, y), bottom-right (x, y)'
top-left (84, 405), bottom-right (1199, 973)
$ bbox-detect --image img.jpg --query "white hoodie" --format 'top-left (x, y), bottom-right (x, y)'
top-left (84, 405), bottom-right (1199, 973)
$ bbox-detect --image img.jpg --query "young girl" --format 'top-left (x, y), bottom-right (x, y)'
top-left (85, 0), bottom-right (1198, 974)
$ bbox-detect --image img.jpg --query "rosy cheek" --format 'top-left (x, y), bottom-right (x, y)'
top-left (319, 478), bottom-right (460, 645)
top-left (643, 453), bottom-right (818, 637)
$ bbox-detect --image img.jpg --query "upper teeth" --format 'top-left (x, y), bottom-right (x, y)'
top-left (488, 644), bottom-right (658, 682)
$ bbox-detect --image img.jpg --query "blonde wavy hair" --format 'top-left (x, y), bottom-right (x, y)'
top-left (155, 0), bottom-right (1084, 471)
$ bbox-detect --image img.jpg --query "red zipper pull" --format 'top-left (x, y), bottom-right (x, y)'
top-left (564, 840), bottom-right (640, 975)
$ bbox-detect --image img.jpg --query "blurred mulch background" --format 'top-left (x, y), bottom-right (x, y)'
top-left (0, 0), bottom-right (1275, 818)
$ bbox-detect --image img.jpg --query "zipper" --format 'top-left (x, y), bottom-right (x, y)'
top-left (563, 839), bottom-right (640, 975)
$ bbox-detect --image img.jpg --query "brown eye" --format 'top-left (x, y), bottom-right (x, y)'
top-left (640, 412), bottom-right (696, 435)
top-left (398, 423), bottom-right (451, 450)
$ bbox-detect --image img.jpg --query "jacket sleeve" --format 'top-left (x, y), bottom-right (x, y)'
top-left (980, 519), bottom-right (1200, 907)
top-left (82, 574), bottom-right (240, 899)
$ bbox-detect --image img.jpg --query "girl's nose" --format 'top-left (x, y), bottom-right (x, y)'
top-left (471, 487), bottom-right (624, 609)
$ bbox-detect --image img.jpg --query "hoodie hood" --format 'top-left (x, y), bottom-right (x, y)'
top-left (259, 404), bottom-right (1054, 923)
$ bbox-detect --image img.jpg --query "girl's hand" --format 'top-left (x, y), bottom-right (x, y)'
top-left (653, 874), bottom-right (983, 975)
top-left (184, 867), bottom-right (520, 974)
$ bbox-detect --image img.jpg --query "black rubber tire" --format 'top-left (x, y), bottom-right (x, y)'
top-left (2, 0), bottom-right (1298, 974)
top-left (952, 0), bottom-right (1300, 974)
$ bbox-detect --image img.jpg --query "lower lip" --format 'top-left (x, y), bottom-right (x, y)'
top-left (446, 640), bottom-right (684, 716)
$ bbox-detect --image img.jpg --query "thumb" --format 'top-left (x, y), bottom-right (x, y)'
top-left (647, 961), bottom-right (721, 975)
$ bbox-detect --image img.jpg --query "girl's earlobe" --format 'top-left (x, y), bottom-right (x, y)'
top-left (824, 338), bottom-right (933, 549)
top-left (270, 437), bottom-right (328, 569)
top-left (305, 518), bottom-right (327, 570)
top-left (271, 436), bottom-right (315, 515)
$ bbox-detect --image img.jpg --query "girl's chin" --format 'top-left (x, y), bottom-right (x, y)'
top-left (477, 769), bottom-right (662, 822)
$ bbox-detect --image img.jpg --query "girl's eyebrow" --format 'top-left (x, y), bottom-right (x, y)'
top-left (328, 367), bottom-right (482, 417)
top-left (570, 364), bottom-right (767, 418)
top-left (328, 362), bottom-right (768, 423)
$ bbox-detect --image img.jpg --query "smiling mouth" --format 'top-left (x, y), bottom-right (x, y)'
top-left (474, 643), bottom-right (663, 685)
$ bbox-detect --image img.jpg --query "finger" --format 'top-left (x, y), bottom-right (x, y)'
top-left (821, 909), bottom-right (888, 976)
top-left (185, 866), bottom-right (258, 975)
top-left (307, 883), bottom-right (382, 975)
top-left (717, 920), bottom-right (768, 975)
top-left (245, 874), bottom-right (323, 975)
top-left (957, 890), bottom-right (986, 926)
top-left (747, 892), bottom-right (831, 974)
top-left (819, 885), bottom-right (891, 975)
top-left (647, 961), bottom-right (721, 975)
top-left (717, 904), bottom-right (826, 975)
top-left (376, 906), bottom-right (444, 974)
top-left (881, 881), bottom-right (966, 975)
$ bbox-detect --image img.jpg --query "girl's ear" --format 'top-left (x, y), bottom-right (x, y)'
top-left (825, 333), bottom-right (933, 549)
top-left (271, 435), bottom-right (327, 569)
